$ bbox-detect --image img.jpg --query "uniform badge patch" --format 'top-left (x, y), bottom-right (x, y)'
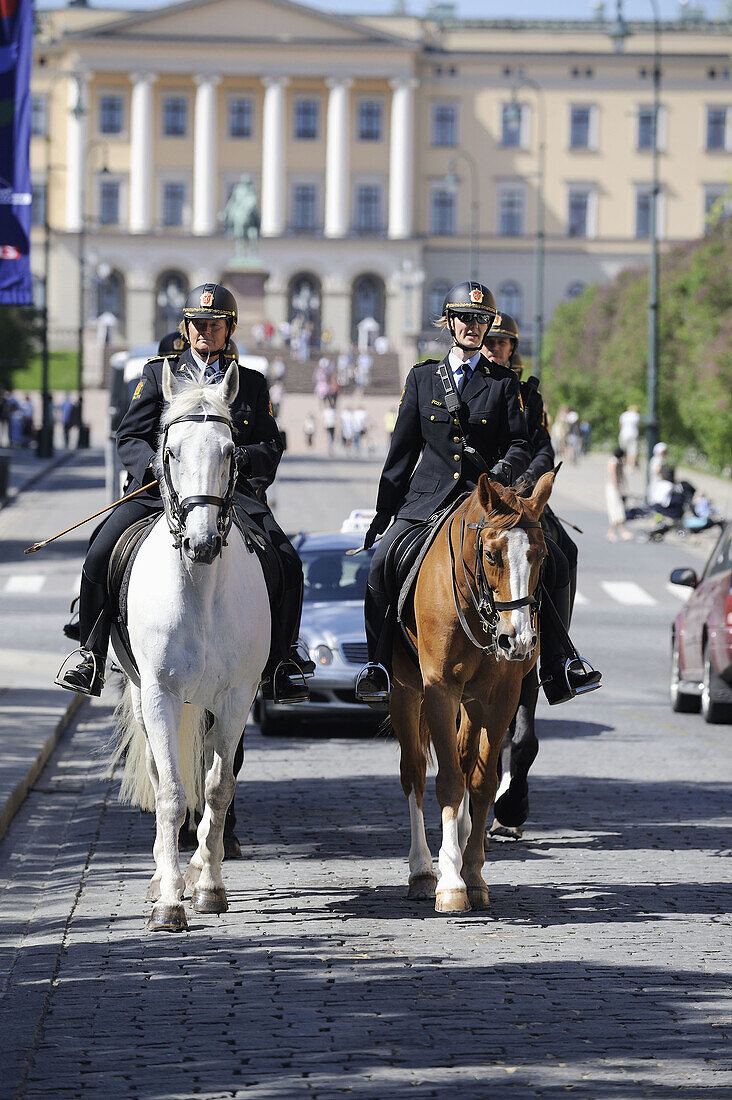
top-left (518, 392), bottom-right (524, 412)
top-left (132, 379), bottom-right (145, 400)
top-left (399, 387), bottom-right (405, 406)
top-left (268, 398), bottom-right (274, 417)
top-left (469, 287), bottom-right (483, 304)
top-left (431, 399), bottom-right (443, 407)
top-left (200, 290), bottom-right (214, 308)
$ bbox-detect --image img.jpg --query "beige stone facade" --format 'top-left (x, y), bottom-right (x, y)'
top-left (30, 1), bottom-right (732, 375)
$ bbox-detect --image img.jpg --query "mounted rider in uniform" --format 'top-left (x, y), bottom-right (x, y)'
top-left (58, 282), bottom-right (312, 704)
top-left (483, 311), bottom-right (601, 703)
top-left (355, 281), bottom-right (532, 705)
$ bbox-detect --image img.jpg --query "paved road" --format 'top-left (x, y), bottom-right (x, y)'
top-left (0, 450), bottom-right (730, 1098)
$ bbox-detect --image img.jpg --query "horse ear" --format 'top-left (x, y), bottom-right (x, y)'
top-left (217, 360), bottom-right (240, 407)
top-left (529, 469), bottom-right (556, 514)
top-left (161, 358), bottom-right (181, 403)
top-left (478, 472), bottom-right (502, 512)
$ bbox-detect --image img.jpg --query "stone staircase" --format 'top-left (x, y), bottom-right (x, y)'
top-left (245, 348), bottom-right (401, 394)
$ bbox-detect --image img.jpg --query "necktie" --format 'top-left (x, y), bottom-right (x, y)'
top-left (455, 365), bottom-right (471, 395)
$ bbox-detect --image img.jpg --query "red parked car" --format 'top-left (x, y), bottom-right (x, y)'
top-left (670, 521), bottom-right (732, 723)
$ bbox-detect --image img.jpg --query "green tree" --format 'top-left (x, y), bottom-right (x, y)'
top-left (0, 306), bottom-right (42, 392)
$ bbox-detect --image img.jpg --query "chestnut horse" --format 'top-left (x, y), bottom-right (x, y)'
top-left (390, 470), bottom-right (555, 914)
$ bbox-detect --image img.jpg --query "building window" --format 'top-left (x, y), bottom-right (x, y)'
top-left (31, 96), bottom-right (48, 137)
top-left (31, 182), bottom-right (47, 227)
top-left (566, 282), bottom-right (585, 300)
top-left (355, 185), bottom-right (382, 233)
top-left (635, 186), bottom-right (657, 239)
top-left (570, 104), bottom-right (596, 150)
top-left (428, 280), bottom-right (451, 321)
top-left (163, 182), bottom-right (186, 226)
top-left (155, 270), bottom-right (188, 340)
top-left (228, 97), bottom-right (253, 139)
top-left (637, 106), bottom-right (655, 151)
top-left (704, 185), bottom-right (732, 228)
top-left (351, 273), bottom-right (385, 342)
top-left (497, 282), bottom-right (522, 325)
top-left (501, 103), bottom-right (523, 148)
top-left (292, 183), bottom-right (318, 230)
top-left (95, 269), bottom-right (125, 327)
top-left (498, 187), bottom-right (525, 237)
top-left (568, 187), bottom-right (592, 238)
top-left (358, 100), bottom-right (382, 142)
top-left (294, 99), bottom-right (318, 140)
top-left (100, 94), bottom-right (123, 135)
top-left (706, 106), bottom-right (729, 151)
top-left (163, 96), bottom-right (187, 137)
top-left (431, 103), bottom-right (458, 147)
top-left (99, 180), bottom-right (120, 226)
top-left (430, 188), bottom-right (456, 235)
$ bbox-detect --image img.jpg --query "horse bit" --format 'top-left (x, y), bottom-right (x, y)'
top-left (447, 508), bottom-right (543, 655)
top-left (161, 413), bottom-right (237, 554)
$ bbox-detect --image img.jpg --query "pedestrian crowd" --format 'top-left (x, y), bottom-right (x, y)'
top-left (0, 390), bottom-right (81, 449)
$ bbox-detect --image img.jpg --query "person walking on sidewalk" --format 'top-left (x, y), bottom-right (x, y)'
top-left (606, 447), bottom-right (633, 541)
top-left (57, 282), bottom-right (312, 704)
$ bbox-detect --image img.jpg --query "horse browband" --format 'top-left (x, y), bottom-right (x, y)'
top-left (447, 507), bottom-right (543, 653)
top-left (161, 413), bottom-right (237, 551)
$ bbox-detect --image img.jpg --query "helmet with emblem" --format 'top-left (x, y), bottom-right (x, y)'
top-left (182, 283), bottom-right (238, 337)
top-left (157, 330), bottom-right (190, 357)
top-left (441, 281), bottom-right (497, 323)
top-left (485, 311), bottom-right (520, 370)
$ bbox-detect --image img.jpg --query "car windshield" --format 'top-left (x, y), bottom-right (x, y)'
top-left (301, 548), bottom-right (373, 603)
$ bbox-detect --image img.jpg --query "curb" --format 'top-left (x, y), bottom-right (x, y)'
top-left (0, 693), bottom-right (88, 843)
top-left (0, 449), bottom-right (74, 511)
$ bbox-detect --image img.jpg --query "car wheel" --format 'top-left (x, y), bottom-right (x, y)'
top-left (670, 636), bottom-right (700, 714)
top-left (258, 701), bottom-right (298, 737)
top-left (700, 645), bottom-right (731, 725)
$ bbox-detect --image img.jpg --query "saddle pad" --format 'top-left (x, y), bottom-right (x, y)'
top-left (109, 515), bottom-right (160, 624)
top-left (396, 494), bottom-right (468, 623)
top-left (231, 505), bottom-right (284, 609)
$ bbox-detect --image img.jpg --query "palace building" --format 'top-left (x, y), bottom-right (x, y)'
top-left (31, 0), bottom-right (732, 376)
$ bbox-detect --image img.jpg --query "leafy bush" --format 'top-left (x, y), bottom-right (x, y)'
top-left (541, 221), bottom-right (732, 472)
top-left (0, 306), bottom-right (43, 391)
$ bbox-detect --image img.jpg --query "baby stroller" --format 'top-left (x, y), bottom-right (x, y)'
top-left (648, 479), bottom-right (723, 541)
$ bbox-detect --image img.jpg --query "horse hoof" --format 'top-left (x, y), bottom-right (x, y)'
top-left (184, 862), bottom-right (202, 890)
top-left (223, 833), bottom-right (242, 861)
top-left (146, 879), bottom-right (161, 902)
top-left (191, 886), bottom-right (228, 915)
top-left (467, 884), bottom-right (491, 910)
top-left (407, 872), bottom-right (438, 900)
top-left (148, 903), bottom-right (188, 933)
top-left (435, 888), bottom-right (471, 914)
top-left (489, 820), bottom-right (523, 841)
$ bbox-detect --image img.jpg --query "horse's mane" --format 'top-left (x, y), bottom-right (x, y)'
top-left (159, 366), bottom-right (233, 431)
top-left (476, 479), bottom-right (537, 533)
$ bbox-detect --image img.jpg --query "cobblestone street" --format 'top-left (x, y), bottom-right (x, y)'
top-left (1, 681), bottom-right (729, 1098)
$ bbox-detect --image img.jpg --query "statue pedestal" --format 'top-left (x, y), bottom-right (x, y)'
top-left (222, 263), bottom-right (268, 331)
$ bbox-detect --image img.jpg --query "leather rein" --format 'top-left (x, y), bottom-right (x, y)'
top-left (161, 413), bottom-right (237, 553)
top-left (446, 506), bottom-right (543, 655)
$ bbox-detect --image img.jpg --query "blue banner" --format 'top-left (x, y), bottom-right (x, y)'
top-left (0, 0), bottom-right (33, 306)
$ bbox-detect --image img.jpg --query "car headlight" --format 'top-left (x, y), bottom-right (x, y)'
top-left (313, 644), bottom-right (334, 666)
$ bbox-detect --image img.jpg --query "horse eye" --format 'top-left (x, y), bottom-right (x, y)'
top-left (166, 449), bottom-right (177, 462)
top-left (484, 548), bottom-right (495, 565)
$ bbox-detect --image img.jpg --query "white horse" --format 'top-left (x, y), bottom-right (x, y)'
top-left (111, 360), bottom-right (270, 932)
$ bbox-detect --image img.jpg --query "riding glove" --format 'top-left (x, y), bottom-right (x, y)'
top-left (512, 469), bottom-right (538, 496)
top-left (234, 446), bottom-right (251, 476)
top-left (489, 461), bottom-right (513, 487)
top-left (363, 511), bottom-right (391, 550)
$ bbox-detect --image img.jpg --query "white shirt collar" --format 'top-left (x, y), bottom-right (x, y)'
top-left (190, 348), bottom-right (220, 371)
top-left (448, 348), bottom-right (482, 375)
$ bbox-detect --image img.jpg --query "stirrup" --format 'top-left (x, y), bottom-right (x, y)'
top-left (540, 656), bottom-right (601, 705)
top-left (272, 660), bottom-right (309, 704)
top-left (355, 663), bottom-right (391, 703)
top-left (292, 639), bottom-right (316, 677)
top-left (54, 648), bottom-right (105, 697)
top-left (569, 656), bottom-right (602, 695)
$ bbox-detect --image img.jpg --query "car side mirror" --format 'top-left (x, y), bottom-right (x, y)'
top-left (669, 567), bottom-right (698, 588)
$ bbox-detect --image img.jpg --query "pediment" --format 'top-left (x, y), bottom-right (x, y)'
top-left (75, 0), bottom-right (408, 46)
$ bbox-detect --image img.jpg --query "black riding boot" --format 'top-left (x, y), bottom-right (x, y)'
top-left (261, 582), bottom-right (311, 704)
top-left (355, 581), bottom-right (392, 705)
top-left (540, 581), bottom-right (601, 705)
top-left (58, 571), bottom-right (110, 697)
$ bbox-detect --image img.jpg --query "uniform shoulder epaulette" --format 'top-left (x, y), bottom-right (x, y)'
top-left (417, 358), bottom-right (440, 367)
top-left (146, 353), bottom-right (180, 365)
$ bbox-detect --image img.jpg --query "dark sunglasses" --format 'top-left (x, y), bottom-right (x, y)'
top-left (452, 310), bottom-right (494, 326)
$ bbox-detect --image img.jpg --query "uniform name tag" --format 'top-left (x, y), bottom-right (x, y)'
top-left (431, 399), bottom-right (443, 407)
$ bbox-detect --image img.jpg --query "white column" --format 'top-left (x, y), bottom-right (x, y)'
top-left (260, 77), bottom-right (289, 237)
top-left (192, 74), bottom-right (221, 235)
top-left (129, 73), bottom-right (157, 233)
top-left (388, 78), bottom-right (417, 240)
top-left (66, 73), bottom-right (90, 233)
top-left (324, 78), bottom-right (352, 238)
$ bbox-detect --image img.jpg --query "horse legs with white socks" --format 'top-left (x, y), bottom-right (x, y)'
top-left (111, 360), bottom-right (270, 932)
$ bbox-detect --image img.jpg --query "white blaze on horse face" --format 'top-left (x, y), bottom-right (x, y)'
top-left (169, 420), bottom-right (232, 558)
top-left (503, 528), bottom-right (536, 657)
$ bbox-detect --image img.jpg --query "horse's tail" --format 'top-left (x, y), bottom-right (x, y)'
top-left (109, 681), bottom-right (206, 814)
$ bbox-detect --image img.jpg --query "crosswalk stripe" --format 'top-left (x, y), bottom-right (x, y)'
top-left (601, 580), bottom-right (657, 606)
top-left (4, 575), bottom-right (46, 594)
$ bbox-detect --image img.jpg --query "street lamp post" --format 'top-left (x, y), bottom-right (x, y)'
top-left (445, 151), bottom-right (479, 280)
top-left (36, 125), bottom-right (53, 458)
top-left (508, 77), bottom-right (546, 377)
top-left (610, 0), bottom-right (661, 494)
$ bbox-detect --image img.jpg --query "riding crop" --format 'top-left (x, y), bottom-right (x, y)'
top-left (24, 480), bottom-right (159, 555)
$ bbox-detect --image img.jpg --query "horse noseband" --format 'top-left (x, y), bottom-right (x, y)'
top-left (161, 413), bottom-right (237, 554)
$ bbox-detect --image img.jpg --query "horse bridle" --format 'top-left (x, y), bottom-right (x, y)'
top-left (161, 413), bottom-right (237, 553)
top-left (447, 507), bottom-right (544, 654)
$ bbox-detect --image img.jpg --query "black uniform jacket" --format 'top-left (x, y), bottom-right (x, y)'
top-left (116, 347), bottom-right (283, 505)
top-left (375, 353), bottom-right (531, 523)
top-left (522, 375), bottom-right (555, 480)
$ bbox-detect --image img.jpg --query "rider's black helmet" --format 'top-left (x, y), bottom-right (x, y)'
top-left (442, 281), bottom-right (497, 324)
top-left (182, 283), bottom-right (238, 334)
top-left (158, 330), bottom-right (190, 356)
top-left (487, 311), bottom-right (519, 346)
